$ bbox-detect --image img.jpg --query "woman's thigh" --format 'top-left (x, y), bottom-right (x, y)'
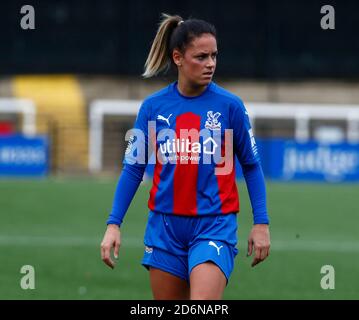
top-left (189, 262), bottom-right (226, 300)
top-left (149, 267), bottom-right (190, 300)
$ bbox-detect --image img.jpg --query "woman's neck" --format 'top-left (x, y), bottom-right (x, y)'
top-left (177, 78), bottom-right (208, 97)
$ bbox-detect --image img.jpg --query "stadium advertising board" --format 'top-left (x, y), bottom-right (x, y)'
top-left (0, 135), bottom-right (49, 177)
top-left (256, 139), bottom-right (359, 182)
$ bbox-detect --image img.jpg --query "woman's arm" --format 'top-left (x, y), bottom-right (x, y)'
top-left (231, 98), bottom-right (271, 267)
top-left (101, 100), bottom-right (150, 269)
top-left (242, 162), bottom-right (271, 267)
top-left (101, 164), bottom-right (145, 269)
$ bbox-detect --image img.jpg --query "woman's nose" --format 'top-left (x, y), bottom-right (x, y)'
top-left (207, 57), bottom-right (215, 68)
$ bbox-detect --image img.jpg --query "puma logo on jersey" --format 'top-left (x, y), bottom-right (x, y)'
top-left (157, 114), bottom-right (172, 126)
top-left (208, 241), bottom-right (223, 255)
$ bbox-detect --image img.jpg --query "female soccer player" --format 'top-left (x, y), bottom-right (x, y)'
top-left (101, 13), bottom-right (270, 300)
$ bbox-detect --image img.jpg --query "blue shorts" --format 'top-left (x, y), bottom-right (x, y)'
top-left (141, 211), bottom-right (238, 283)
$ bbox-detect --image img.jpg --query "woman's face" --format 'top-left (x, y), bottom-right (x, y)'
top-left (173, 33), bottom-right (217, 87)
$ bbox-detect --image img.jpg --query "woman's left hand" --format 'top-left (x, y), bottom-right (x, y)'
top-left (247, 224), bottom-right (271, 267)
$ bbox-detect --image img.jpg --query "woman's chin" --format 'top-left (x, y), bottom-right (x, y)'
top-left (199, 77), bottom-right (212, 85)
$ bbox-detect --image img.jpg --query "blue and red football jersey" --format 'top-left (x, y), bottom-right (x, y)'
top-left (124, 81), bottom-right (260, 216)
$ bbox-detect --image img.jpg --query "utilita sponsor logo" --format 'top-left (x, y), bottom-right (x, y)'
top-left (159, 137), bottom-right (218, 163)
top-left (159, 137), bottom-right (218, 155)
top-left (283, 146), bottom-right (359, 182)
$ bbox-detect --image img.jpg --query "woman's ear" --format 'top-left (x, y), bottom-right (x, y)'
top-left (172, 49), bottom-right (183, 67)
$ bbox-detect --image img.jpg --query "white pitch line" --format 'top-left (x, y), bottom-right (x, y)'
top-left (0, 235), bottom-right (142, 247)
top-left (0, 235), bottom-right (358, 252)
top-left (270, 240), bottom-right (359, 253)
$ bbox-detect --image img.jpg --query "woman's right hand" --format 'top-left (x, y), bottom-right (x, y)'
top-left (101, 224), bottom-right (121, 269)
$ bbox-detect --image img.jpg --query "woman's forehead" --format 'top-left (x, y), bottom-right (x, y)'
top-left (186, 34), bottom-right (217, 53)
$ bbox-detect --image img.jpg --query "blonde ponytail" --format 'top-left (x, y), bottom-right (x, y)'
top-left (142, 13), bottom-right (183, 78)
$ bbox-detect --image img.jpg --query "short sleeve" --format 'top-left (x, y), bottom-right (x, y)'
top-left (230, 99), bottom-right (260, 165)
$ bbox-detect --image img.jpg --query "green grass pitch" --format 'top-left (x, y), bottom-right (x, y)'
top-left (0, 178), bottom-right (358, 299)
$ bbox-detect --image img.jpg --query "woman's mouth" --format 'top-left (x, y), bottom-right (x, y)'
top-left (203, 72), bottom-right (213, 77)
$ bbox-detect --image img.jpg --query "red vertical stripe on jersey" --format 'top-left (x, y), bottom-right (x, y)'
top-left (216, 130), bottom-right (240, 213)
top-left (173, 112), bottom-right (201, 215)
top-left (148, 160), bottom-right (162, 211)
top-left (148, 125), bottom-right (161, 211)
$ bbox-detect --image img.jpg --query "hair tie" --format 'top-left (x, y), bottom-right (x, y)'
top-left (178, 20), bottom-right (184, 26)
